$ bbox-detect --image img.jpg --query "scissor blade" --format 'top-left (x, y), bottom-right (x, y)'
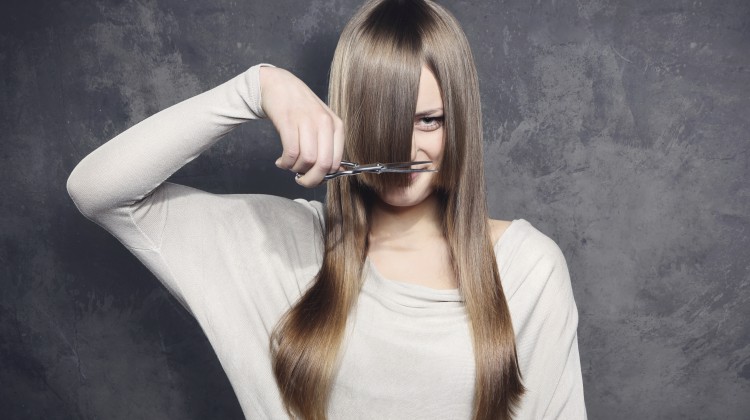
top-left (381, 160), bottom-right (433, 168)
top-left (381, 168), bottom-right (438, 173)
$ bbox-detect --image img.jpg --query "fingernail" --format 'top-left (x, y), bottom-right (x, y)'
top-left (275, 158), bottom-right (281, 167)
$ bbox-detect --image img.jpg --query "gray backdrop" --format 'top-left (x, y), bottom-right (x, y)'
top-left (2, 0), bottom-right (748, 418)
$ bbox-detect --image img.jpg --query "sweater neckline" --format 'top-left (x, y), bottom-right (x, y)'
top-left (361, 219), bottom-right (524, 309)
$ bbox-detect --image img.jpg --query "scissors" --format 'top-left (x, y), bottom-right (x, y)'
top-left (295, 160), bottom-right (438, 181)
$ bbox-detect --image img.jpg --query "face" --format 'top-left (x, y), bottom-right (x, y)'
top-left (376, 64), bottom-right (445, 207)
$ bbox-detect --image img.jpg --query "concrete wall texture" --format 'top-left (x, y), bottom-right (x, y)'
top-left (1, 0), bottom-right (748, 418)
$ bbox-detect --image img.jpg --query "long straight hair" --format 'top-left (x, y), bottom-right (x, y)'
top-left (270, 1), bottom-right (526, 418)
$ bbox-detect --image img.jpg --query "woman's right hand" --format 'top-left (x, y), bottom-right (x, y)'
top-left (259, 66), bottom-right (344, 188)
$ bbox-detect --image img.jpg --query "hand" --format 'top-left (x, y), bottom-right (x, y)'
top-left (259, 66), bottom-right (344, 187)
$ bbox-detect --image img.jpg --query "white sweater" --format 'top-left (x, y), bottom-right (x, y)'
top-left (66, 63), bottom-right (587, 419)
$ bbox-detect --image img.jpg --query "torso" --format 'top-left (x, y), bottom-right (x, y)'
top-left (367, 218), bottom-right (513, 290)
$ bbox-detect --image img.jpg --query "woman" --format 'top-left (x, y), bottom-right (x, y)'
top-left (66, 0), bottom-right (587, 419)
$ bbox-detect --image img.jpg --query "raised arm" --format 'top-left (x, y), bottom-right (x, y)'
top-left (67, 61), bottom-right (345, 216)
top-left (66, 63), bottom-right (274, 218)
top-left (65, 61), bottom-right (344, 313)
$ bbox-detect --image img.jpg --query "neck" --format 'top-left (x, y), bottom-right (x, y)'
top-left (368, 192), bottom-right (443, 243)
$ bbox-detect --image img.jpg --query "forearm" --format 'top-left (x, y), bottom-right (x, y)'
top-left (66, 63), bottom-right (275, 217)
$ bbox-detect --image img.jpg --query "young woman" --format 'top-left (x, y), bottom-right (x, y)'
top-left (66, 0), bottom-right (586, 419)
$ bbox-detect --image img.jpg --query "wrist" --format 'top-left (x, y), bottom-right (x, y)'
top-left (258, 65), bottom-right (281, 118)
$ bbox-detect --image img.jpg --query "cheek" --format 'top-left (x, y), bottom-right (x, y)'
top-left (432, 131), bottom-right (446, 160)
top-left (425, 131), bottom-right (444, 151)
top-left (413, 129), bottom-right (445, 162)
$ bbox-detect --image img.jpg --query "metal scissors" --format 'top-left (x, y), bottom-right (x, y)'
top-left (295, 160), bottom-right (438, 181)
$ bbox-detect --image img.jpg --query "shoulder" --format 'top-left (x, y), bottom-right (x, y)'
top-left (494, 218), bottom-right (572, 301)
top-left (291, 197), bottom-right (325, 227)
top-left (489, 217), bottom-right (564, 264)
top-left (489, 218), bottom-right (513, 246)
top-left (496, 218), bottom-right (566, 266)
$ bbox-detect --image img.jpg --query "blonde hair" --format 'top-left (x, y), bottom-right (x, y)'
top-left (270, 1), bottom-right (525, 418)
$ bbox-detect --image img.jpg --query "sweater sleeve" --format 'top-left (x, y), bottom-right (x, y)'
top-left (537, 246), bottom-right (587, 420)
top-left (503, 225), bottom-right (588, 420)
top-left (65, 63), bottom-right (325, 316)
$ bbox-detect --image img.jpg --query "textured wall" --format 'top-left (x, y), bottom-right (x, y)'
top-left (2, 0), bottom-right (748, 418)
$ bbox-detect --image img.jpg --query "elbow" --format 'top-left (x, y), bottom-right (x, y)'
top-left (67, 167), bottom-right (91, 217)
top-left (66, 163), bottom-right (104, 218)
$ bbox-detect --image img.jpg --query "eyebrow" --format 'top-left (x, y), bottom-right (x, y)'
top-left (414, 108), bottom-right (443, 117)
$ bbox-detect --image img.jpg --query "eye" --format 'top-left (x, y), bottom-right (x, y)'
top-left (416, 115), bottom-right (444, 131)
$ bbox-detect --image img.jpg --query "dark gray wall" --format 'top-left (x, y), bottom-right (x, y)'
top-left (2, 0), bottom-right (748, 418)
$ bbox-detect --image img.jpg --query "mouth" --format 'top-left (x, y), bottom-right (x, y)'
top-left (410, 166), bottom-right (434, 180)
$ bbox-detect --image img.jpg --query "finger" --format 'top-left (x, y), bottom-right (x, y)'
top-left (290, 119), bottom-right (317, 174)
top-left (316, 100), bottom-right (344, 172)
top-left (276, 123), bottom-right (299, 170)
top-left (331, 114), bottom-right (344, 172)
top-left (297, 113), bottom-right (334, 187)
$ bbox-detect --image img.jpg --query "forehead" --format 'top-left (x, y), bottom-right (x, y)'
top-left (416, 65), bottom-right (443, 111)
